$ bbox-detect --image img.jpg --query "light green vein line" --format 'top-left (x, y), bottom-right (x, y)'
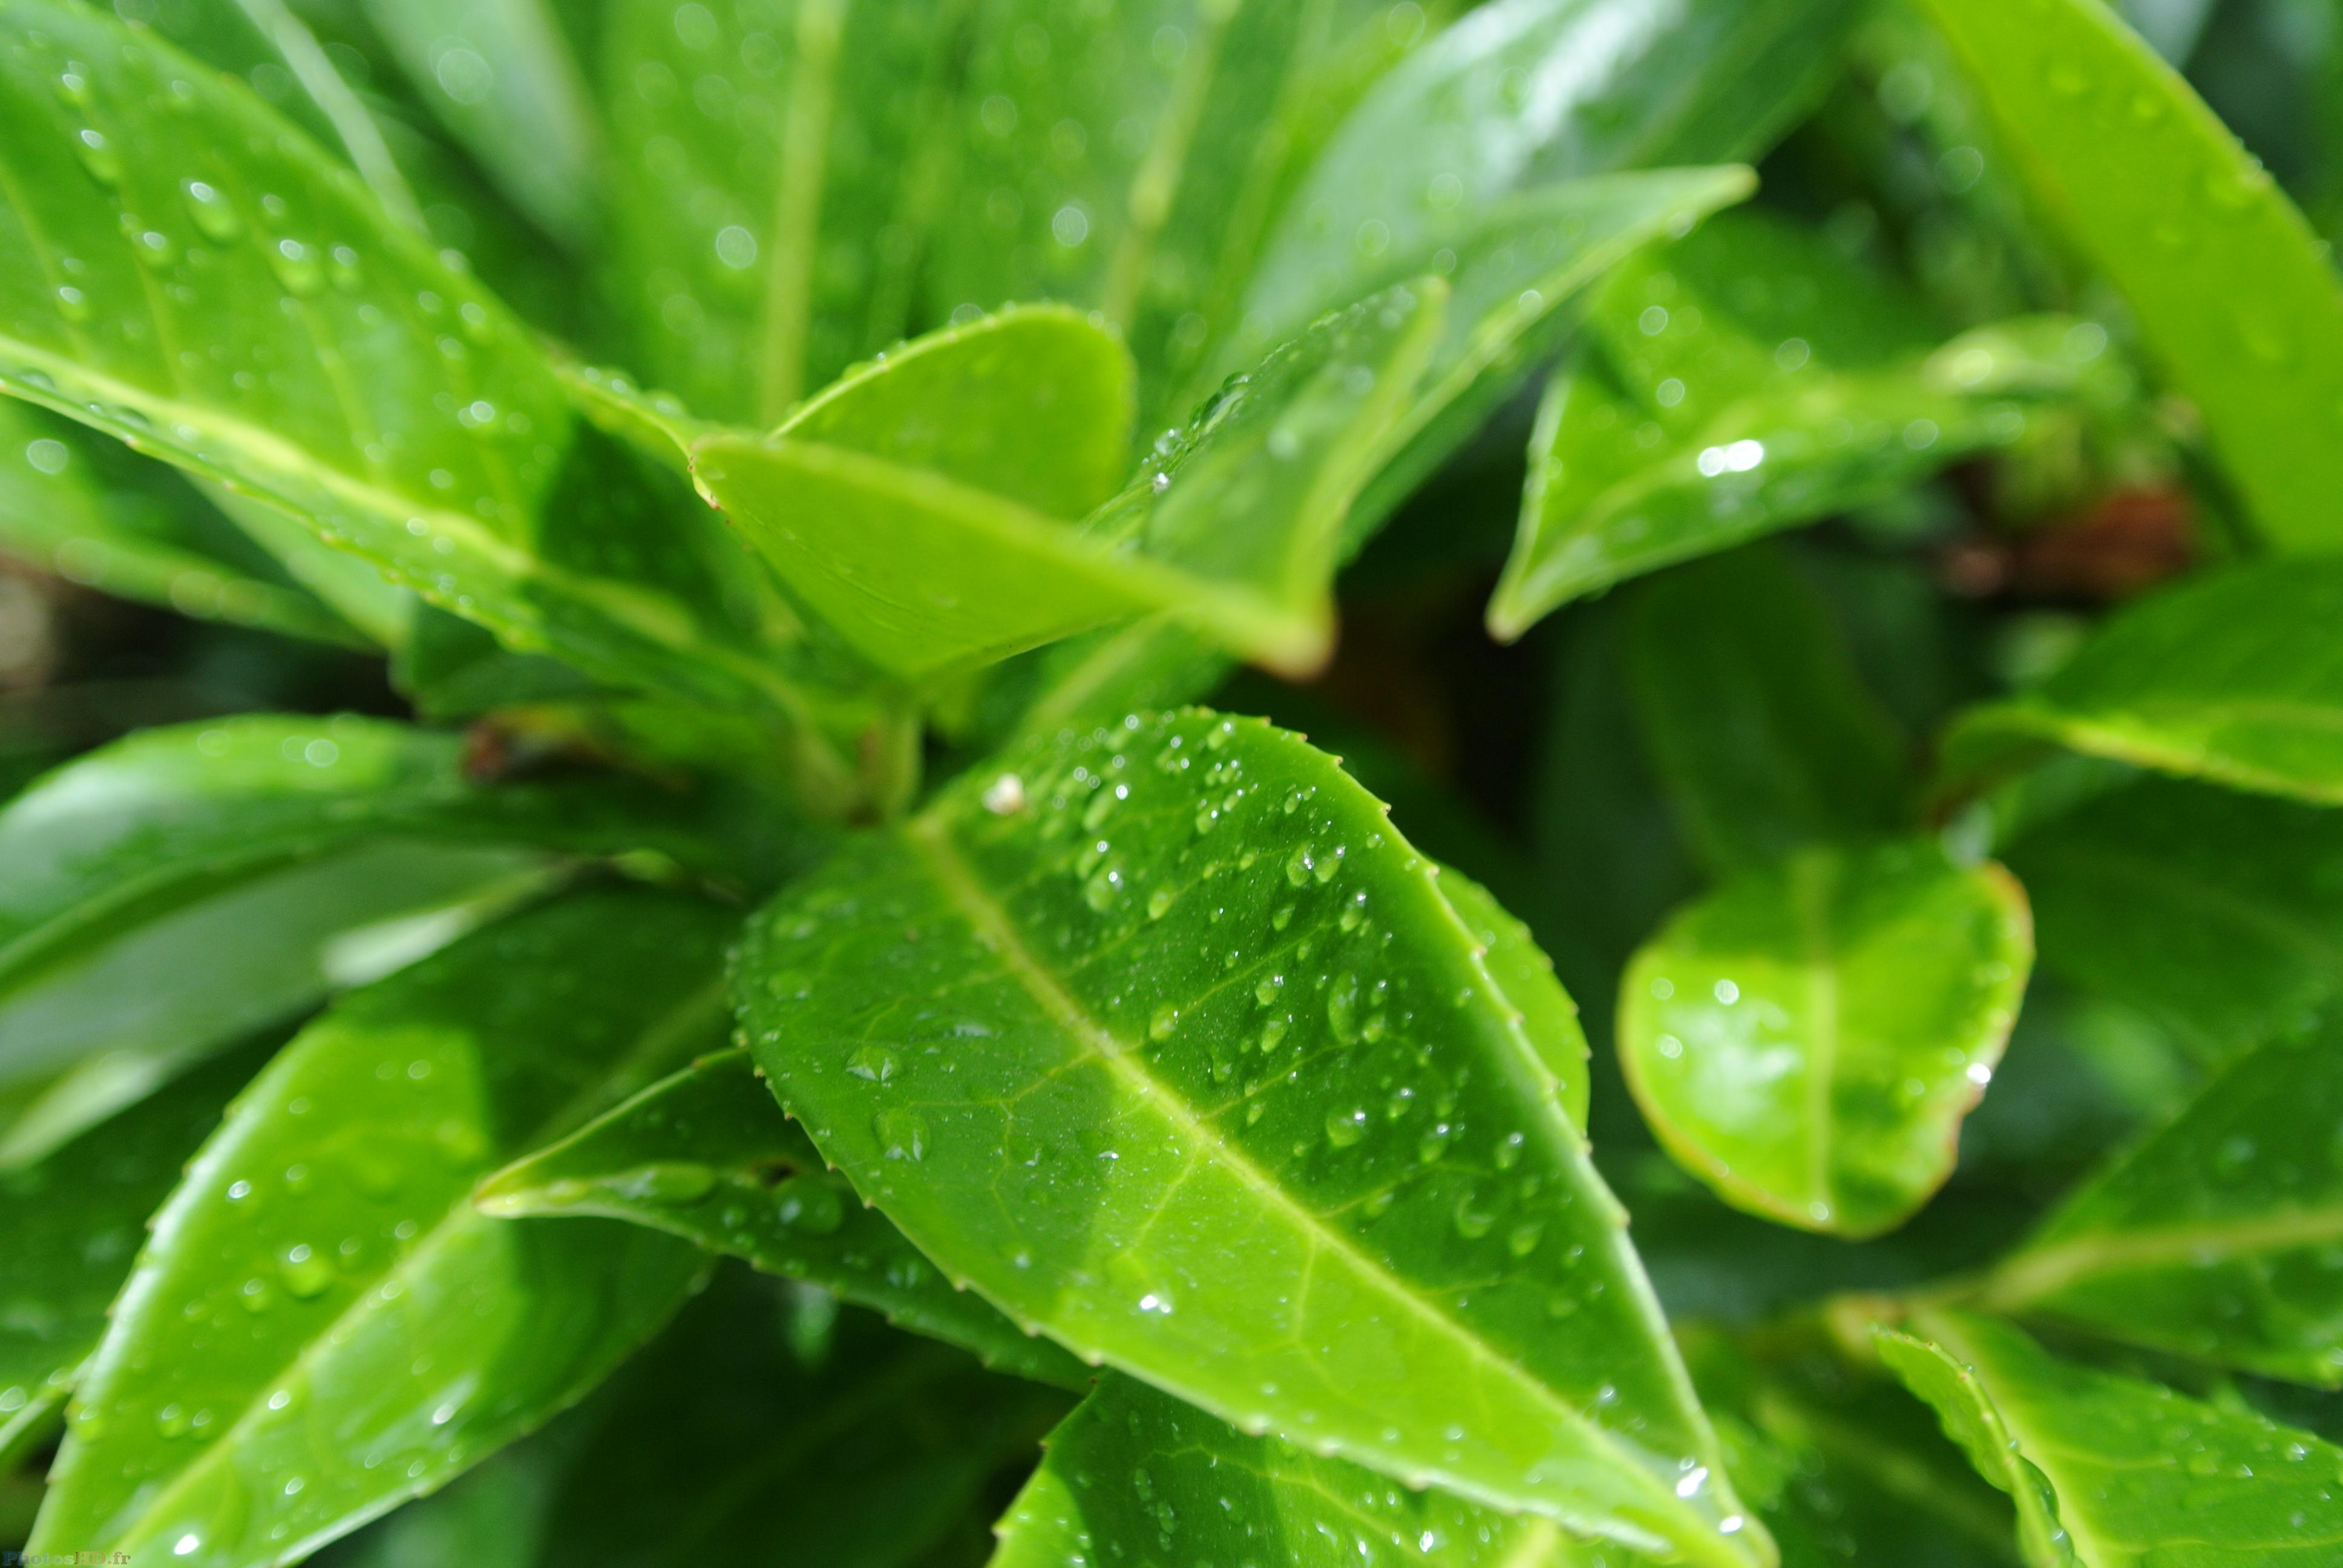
top-left (1098, 0), bottom-right (1243, 328)
top-left (1984, 1205), bottom-right (2343, 1309)
top-left (902, 812), bottom-right (1734, 1565)
top-left (758, 0), bottom-right (847, 423)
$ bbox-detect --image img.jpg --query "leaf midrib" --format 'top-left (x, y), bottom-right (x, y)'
top-left (1986, 1203), bottom-right (2343, 1310)
top-left (901, 812), bottom-right (1715, 1553)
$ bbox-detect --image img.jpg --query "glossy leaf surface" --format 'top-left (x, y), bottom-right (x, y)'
top-left (1981, 1021), bottom-right (2343, 1384)
top-left (0, 402), bottom-right (365, 646)
top-left (30, 892), bottom-right (730, 1567)
top-left (995, 1374), bottom-right (1607, 1568)
top-left (1909, 0), bottom-right (2343, 552)
top-left (1883, 1310), bottom-right (2343, 1567)
top-left (1490, 208), bottom-right (2108, 633)
top-left (0, 1040), bottom-right (264, 1464)
top-left (2002, 777), bottom-right (2343, 1063)
top-left (0, 3), bottom-right (821, 745)
top-left (1620, 841), bottom-right (2033, 1237)
top-left (739, 709), bottom-right (1764, 1566)
top-left (1943, 561), bottom-right (2343, 806)
top-left (699, 289), bottom-right (1441, 681)
top-left (476, 1048), bottom-right (1087, 1388)
top-left (1624, 544), bottom-right (1909, 874)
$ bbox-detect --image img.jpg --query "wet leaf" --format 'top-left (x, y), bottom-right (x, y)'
top-left (994, 1374), bottom-right (1612, 1568)
top-left (27, 891), bottom-right (731, 1568)
top-left (0, 1040), bottom-right (267, 1468)
top-left (696, 289), bottom-right (1443, 681)
top-left (0, 4), bottom-right (841, 768)
top-left (1881, 1310), bottom-right (2343, 1567)
top-left (1489, 206), bottom-right (2111, 633)
top-left (738, 708), bottom-right (1766, 1566)
top-left (1622, 544), bottom-right (1910, 875)
top-left (1909, 0), bottom-right (2343, 552)
top-left (0, 401), bottom-right (370, 646)
top-left (2002, 776), bottom-right (2343, 1063)
top-left (476, 1047), bottom-right (1087, 1388)
top-left (1619, 840), bottom-right (2034, 1238)
top-left (1979, 1021), bottom-right (2343, 1385)
top-left (1942, 561), bottom-right (2343, 808)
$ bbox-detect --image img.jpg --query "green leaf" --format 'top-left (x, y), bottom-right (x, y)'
top-left (2001, 776), bottom-right (2343, 1063)
top-left (0, 400), bottom-right (370, 645)
top-left (1235, 0), bottom-right (1859, 368)
top-left (1881, 1310), bottom-right (2343, 1567)
top-left (738, 708), bottom-right (1766, 1566)
top-left (1489, 206), bottom-right (2112, 634)
top-left (28, 890), bottom-right (730, 1568)
top-left (1622, 544), bottom-right (1910, 874)
top-left (697, 288), bottom-right (1443, 681)
top-left (0, 4), bottom-right (841, 775)
top-left (476, 1047), bottom-right (1089, 1389)
top-left (1907, 0), bottom-right (2343, 552)
top-left (597, 0), bottom-right (967, 425)
top-left (1619, 840), bottom-right (2034, 1238)
top-left (1942, 561), bottom-right (2343, 808)
top-left (0, 713), bottom-right (741, 1165)
top-left (993, 1374), bottom-right (1613, 1568)
top-left (1978, 1022), bottom-right (2343, 1385)
top-left (358, 0), bottom-right (599, 250)
top-left (1436, 864), bottom-right (1591, 1134)
top-left (0, 1039), bottom-right (267, 1467)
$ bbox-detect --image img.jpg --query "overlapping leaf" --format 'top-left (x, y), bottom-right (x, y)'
top-left (0, 1039), bottom-right (266, 1468)
top-left (0, 401), bottom-right (367, 646)
top-left (1620, 840), bottom-right (2033, 1237)
top-left (1980, 1021), bottom-right (2343, 1384)
top-left (2002, 776), bottom-right (2343, 1063)
top-left (738, 708), bottom-right (1765, 1566)
top-left (1910, 0), bottom-right (2343, 552)
top-left (29, 891), bottom-right (732, 1568)
top-left (1883, 1310), bottom-right (2343, 1567)
top-left (697, 289), bottom-right (1443, 681)
top-left (1942, 561), bottom-right (2343, 806)
top-left (1489, 207), bottom-right (2115, 633)
top-left (0, 3), bottom-right (850, 788)
top-left (0, 713), bottom-right (751, 1165)
top-left (476, 1047), bottom-right (1087, 1388)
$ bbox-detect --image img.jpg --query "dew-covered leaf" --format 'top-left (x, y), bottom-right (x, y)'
top-left (1622, 544), bottom-right (1910, 874)
top-left (0, 714), bottom-right (748, 1165)
top-left (1619, 840), bottom-right (2033, 1238)
top-left (738, 708), bottom-right (1765, 1565)
top-left (0, 402), bottom-right (369, 646)
top-left (1881, 1310), bottom-right (2343, 1567)
top-left (1488, 206), bottom-right (2112, 633)
top-left (0, 3), bottom-right (841, 768)
top-left (597, 0), bottom-right (968, 425)
top-left (2001, 776), bottom-right (2343, 1064)
top-left (992, 1374), bottom-right (1618, 1568)
top-left (0, 1039), bottom-right (266, 1468)
top-left (1942, 561), bottom-right (2343, 808)
top-left (698, 289), bottom-right (1442, 681)
top-left (27, 891), bottom-right (731, 1568)
top-left (1909, 0), bottom-right (2343, 552)
top-left (476, 1047), bottom-right (1087, 1389)
top-left (1979, 1020), bottom-right (2343, 1385)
